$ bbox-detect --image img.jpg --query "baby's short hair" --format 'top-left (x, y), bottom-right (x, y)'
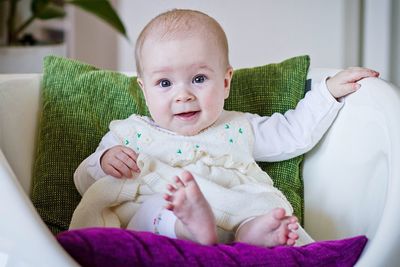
top-left (135, 9), bottom-right (230, 77)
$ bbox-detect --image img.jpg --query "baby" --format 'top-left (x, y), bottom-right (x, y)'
top-left (71, 9), bottom-right (379, 247)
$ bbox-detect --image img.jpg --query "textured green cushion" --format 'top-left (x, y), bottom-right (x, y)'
top-left (32, 55), bottom-right (310, 234)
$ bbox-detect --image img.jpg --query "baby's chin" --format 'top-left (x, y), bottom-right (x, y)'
top-left (173, 120), bottom-right (217, 136)
top-left (175, 128), bottom-right (201, 136)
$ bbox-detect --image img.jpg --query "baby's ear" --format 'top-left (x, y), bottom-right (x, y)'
top-left (137, 78), bottom-right (149, 105)
top-left (224, 67), bottom-right (233, 99)
top-left (137, 78), bottom-right (144, 91)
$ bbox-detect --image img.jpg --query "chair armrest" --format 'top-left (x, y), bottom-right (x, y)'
top-left (0, 149), bottom-right (78, 266)
top-left (0, 74), bottom-right (42, 195)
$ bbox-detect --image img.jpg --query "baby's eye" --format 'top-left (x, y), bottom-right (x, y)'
top-left (159, 79), bottom-right (171, 88)
top-left (192, 75), bottom-right (207, 84)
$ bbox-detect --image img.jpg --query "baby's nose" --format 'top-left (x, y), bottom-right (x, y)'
top-left (175, 89), bottom-right (195, 102)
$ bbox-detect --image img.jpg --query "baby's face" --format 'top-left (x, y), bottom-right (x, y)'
top-left (138, 34), bottom-right (232, 136)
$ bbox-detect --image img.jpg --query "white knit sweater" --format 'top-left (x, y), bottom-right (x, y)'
top-left (70, 111), bottom-right (292, 230)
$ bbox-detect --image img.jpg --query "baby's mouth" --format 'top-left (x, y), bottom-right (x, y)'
top-left (175, 111), bottom-right (200, 120)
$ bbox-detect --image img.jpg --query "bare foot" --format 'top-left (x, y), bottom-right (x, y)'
top-left (164, 171), bottom-right (218, 245)
top-left (235, 208), bottom-right (299, 247)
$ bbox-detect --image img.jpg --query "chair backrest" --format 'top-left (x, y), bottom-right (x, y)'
top-left (0, 74), bottom-right (42, 195)
top-left (304, 69), bottom-right (400, 266)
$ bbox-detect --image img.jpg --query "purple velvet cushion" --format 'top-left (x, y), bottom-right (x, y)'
top-left (57, 228), bottom-right (367, 267)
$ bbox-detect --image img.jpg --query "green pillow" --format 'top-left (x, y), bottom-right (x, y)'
top-left (32, 55), bottom-right (310, 235)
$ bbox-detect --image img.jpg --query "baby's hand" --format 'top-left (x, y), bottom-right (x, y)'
top-left (100, 145), bottom-right (140, 178)
top-left (326, 67), bottom-right (379, 99)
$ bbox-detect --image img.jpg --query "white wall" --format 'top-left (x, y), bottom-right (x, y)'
top-left (116, 0), bottom-right (360, 72)
top-left (68, 2), bottom-right (119, 70)
top-left (390, 0), bottom-right (400, 87)
top-left (362, 0), bottom-right (391, 81)
top-left (67, 0), bottom-right (399, 86)
top-left (360, 0), bottom-right (399, 85)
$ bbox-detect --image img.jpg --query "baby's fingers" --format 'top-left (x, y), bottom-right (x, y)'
top-left (103, 164), bottom-right (123, 178)
top-left (120, 147), bottom-right (140, 172)
top-left (111, 158), bottom-right (133, 178)
top-left (117, 151), bottom-right (140, 173)
top-left (345, 67), bottom-right (379, 82)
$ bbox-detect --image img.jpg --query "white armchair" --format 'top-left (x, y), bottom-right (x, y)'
top-left (0, 70), bottom-right (399, 266)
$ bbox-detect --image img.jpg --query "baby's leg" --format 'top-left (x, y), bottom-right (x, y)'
top-left (127, 194), bottom-right (177, 238)
top-left (164, 171), bottom-right (218, 245)
top-left (235, 208), bottom-right (299, 247)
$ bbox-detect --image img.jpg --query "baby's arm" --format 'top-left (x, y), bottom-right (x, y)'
top-left (251, 67), bottom-right (379, 162)
top-left (249, 79), bottom-right (341, 162)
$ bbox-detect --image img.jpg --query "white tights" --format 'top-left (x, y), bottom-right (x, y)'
top-left (127, 194), bottom-right (177, 238)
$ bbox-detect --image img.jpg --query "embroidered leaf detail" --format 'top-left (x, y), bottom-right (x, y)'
top-left (239, 128), bottom-right (243, 134)
top-left (177, 149), bottom-right (182, 154)
top-left (225, 124), bottom-right (230, 129)
top-left (124, 139), bottom-right (129, 145)
top-left (137, 133), bottom-right (142, 139)
top-left (229, 138), bottom-right (234, 143)
top-left (195, 144), bottom-right (200, 149)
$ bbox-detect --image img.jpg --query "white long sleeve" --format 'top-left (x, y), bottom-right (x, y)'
top-left (248, 78), bottom-right (343, 162)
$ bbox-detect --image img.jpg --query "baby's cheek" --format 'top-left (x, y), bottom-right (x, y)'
top-left (150, 101), bottom-right (168, 116)
top-left (206, 92), bottom-right (225, 108)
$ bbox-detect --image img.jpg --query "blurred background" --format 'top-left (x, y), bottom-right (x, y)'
top-left (0, 0), bottom-right (399, 86)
